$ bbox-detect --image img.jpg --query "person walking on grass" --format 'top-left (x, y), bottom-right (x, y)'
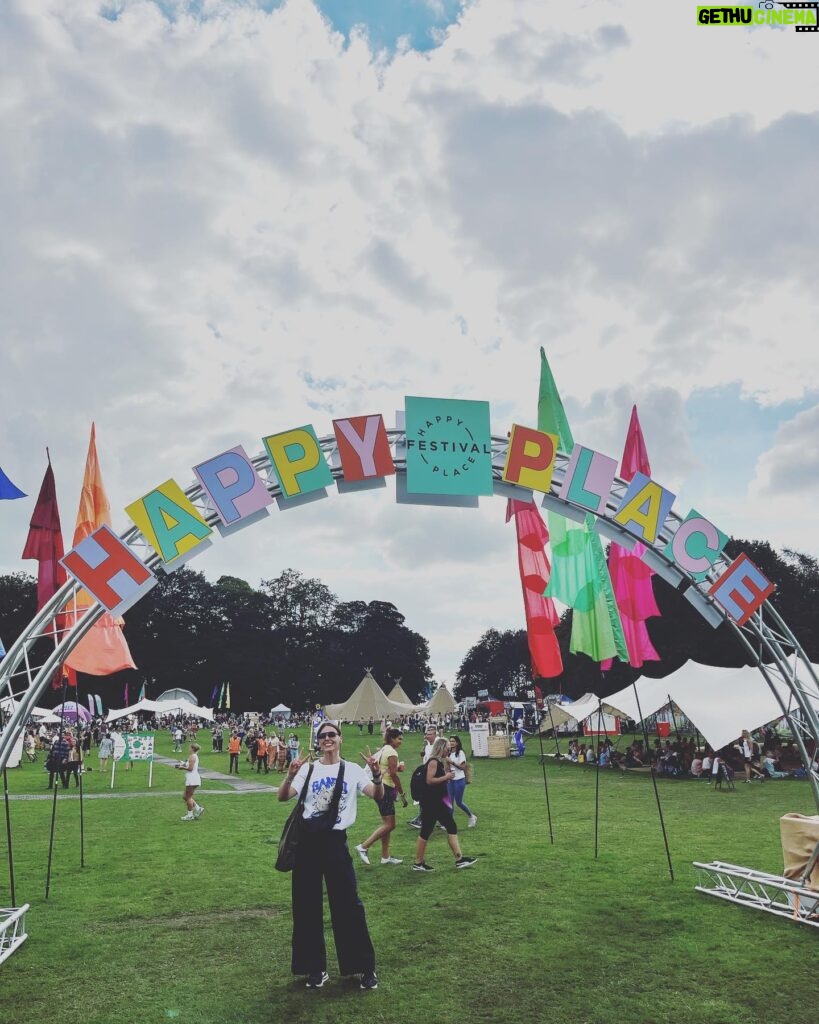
top-left (355, 728), bottom-right (408, 866)
top-left (277, 722), bottom-right (383, 991)
top-left (447, 736), bottom-right (477, 828)
top-left (176, 742), bottom-right (204, 820)
top-left (228, 731), bottom-right (241, 775)
top-left (413, 738), bottom-right (477, 873)
top-left (408, 723), bottom-right (437, 829)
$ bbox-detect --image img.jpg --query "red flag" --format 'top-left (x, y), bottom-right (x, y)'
top-left (65, 424), bottom-right (137, 675)
top-left (507, 499), bottom-right (563, 679)
top-left (22, 454), bottom-right (72, 687)
top-left (22, 454), bottom-right (66, 611)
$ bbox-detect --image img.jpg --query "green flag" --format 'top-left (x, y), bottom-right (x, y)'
top-left (538, 351), bottom-right (627, 662)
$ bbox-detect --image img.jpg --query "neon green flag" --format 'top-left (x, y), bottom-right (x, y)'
top-left (538, 351), bottom-right (627, 662)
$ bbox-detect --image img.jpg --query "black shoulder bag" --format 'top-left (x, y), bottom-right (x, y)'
top-left (275, 763), bottom-right (315, 873)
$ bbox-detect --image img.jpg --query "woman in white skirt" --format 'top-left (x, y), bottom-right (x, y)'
top-left (176, 742), bottom-right (204, 820)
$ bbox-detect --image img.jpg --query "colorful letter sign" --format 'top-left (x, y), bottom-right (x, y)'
top-left (404, 397), bottom-right (494, 496)
top-left (560, 446), bottom-right (617, 515)
top-left (61, 524), bottom-right (155, 614)
top-left (665, 508), bottom-right (728, 582)
top-left (262, 425), bottom-right (333, 498)
top-left (333, 415), bottom-right (395, 482)
top-left (193, 446), bottom-right (272, 526)
top-left (502, 425), bottom-right (558, 493)
top-left (612, 472), bottom-right (676, 545)
top-left (125, 480), bottom-right (213, 564)
top-left (709, 553), bottom-right (776, 626)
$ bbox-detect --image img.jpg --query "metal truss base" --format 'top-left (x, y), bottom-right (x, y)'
top-left (694, 861), bottom-right (819, 928)
top-left (0, 905), bottom-right (29, 966)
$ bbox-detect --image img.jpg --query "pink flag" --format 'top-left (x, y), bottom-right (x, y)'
top-left (602, 406), bottom-right (661, 670)
top-left (507, 499), bottom-right (563, 678)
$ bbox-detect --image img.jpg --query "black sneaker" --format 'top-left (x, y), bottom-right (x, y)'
top-left (306, 971), bottom-right (329, 988)
top-left (360, 972), bottom-right (378, 990)
top-left (408, 818), bottom-right (422, 829)
top-left (412, 861), bottom-right (434, 872)
top-left (455, 856), bottom-right (478, 869)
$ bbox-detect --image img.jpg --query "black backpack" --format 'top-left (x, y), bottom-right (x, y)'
top-left (410, 762), bottom-right (429, 801)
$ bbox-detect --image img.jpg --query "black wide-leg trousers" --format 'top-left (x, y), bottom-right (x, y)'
top-left (290, 829), bottom-right (376, 977)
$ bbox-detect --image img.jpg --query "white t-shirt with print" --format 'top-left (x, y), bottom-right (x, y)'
top-left (448, 749), bottom-right (466, 781)
top-left (290, 759), bottom-right (370, 830)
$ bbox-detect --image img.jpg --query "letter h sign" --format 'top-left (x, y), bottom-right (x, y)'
top-left (61, 524), bottom-right (157, 615)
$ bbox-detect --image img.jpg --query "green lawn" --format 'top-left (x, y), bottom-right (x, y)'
top-left (1, 726), bottom-right (816, 1024)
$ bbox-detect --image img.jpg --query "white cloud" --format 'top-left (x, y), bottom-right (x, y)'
top-left (1, 0), bottom-right (818, 684)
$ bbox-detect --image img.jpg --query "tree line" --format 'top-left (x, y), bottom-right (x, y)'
top-left (0, 568), bottom-right (433, 711)
top-left (2, 538), bottom-right (816, 712)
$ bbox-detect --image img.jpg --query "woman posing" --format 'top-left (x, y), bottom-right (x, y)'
top-left (355, 727), bottom-right (408, 866)
top-left (277, 722), bottom-right (383, 990)
top-left (413, 737), bottom-right (477, 873)
top-left (447, 736), bottom-right (477, 828)
top-left (176, 742), bottom-right (204, 820)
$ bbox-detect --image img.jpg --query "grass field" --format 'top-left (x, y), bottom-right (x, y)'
top-left (1, 726), bottom-right (816, 1024)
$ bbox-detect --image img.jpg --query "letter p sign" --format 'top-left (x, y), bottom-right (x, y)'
top-left (61, 525), bottom-right (156, 615)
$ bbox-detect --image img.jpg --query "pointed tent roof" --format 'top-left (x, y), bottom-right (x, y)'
top-left (422, 686), bottom-right (456, 716)
top-left (324, 671), bottom-right (415, 722)
top-left (387, 682), bottom-right (415, 706)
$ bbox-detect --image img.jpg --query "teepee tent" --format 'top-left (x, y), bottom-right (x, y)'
top-left (422, 686), bottom-right (456, 716)
top-left (387, 682), bottom-right (416, 706)
top-left (324, 671), bottom-right (414, 722)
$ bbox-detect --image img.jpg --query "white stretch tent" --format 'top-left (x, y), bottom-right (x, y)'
top-left (536, 693), bottom-right (629, 733)
top-left (0, 696), bottom-right (61, 722)
top-left (106, 697), bottom-right (214, 722)
top-left (106, 698), bottom-right (160, 722)
top-left (270, 703), bottom-right (291, 718)
top-left (154, 698), bottom-right (214, 721)
top-left (604, 662), bottom-right (809, 752)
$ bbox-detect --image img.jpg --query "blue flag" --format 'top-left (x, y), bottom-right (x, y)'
top-left (0, 635), bottom-right (5, 659)
top-left (0, 466), bottom-right (26, 500)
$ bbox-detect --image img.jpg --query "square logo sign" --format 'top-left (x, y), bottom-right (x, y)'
top-left (404, 397), bottom-right (494, 496)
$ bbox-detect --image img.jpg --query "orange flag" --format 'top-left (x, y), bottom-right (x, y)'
top-left (64, 424), bottom-right (137, 675)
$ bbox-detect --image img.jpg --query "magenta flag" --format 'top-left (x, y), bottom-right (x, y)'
top-left (602, 406), bottom-right (661, 670)
top-left (507, 499), bottom-right (563, 678)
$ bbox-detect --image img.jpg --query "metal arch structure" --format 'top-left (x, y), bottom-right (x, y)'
top-left (1, 426), bottom-right (818, 811)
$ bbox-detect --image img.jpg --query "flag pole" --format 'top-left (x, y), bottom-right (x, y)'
top-left (631, 680), bottom-right (674, 882)
top-left (594, 699), bottom-right (604, 860)
top-left (534, 699), bottom-right (554, 845)
top-left (76, 677), bottom-right (86, 870)
top-left (45, 674), bottom-right (69, 899)
top-left (1, 702), bottom-right (16, 905)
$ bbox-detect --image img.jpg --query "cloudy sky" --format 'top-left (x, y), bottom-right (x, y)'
top-left (1, 0), bottom-right (818, 689)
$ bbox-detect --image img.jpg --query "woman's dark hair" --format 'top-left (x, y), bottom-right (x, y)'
top-left (449, 736), bottom-right (463, 753)
top-left (385, 727), bottom-right (402, 744)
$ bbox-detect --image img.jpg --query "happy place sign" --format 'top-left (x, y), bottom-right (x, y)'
top-left (59, 396), bottom-right (774, 630)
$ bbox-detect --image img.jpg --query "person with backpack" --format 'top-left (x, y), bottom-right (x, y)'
top-left (412, 737), bottom-right (477, 873)
top-left (408, 723), bottom-right (437, 829)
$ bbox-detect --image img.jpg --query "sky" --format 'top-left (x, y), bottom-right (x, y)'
top-left (1, 0), bottom-right (818, 692)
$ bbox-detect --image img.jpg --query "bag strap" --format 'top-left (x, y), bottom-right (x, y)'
top-left (295, 763), bottom-right (315, 809)
top-left (325, 760), bottom-right (346, 825)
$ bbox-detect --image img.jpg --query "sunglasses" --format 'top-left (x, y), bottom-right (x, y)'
top-left (317, 732), bottom-right (340, 740)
